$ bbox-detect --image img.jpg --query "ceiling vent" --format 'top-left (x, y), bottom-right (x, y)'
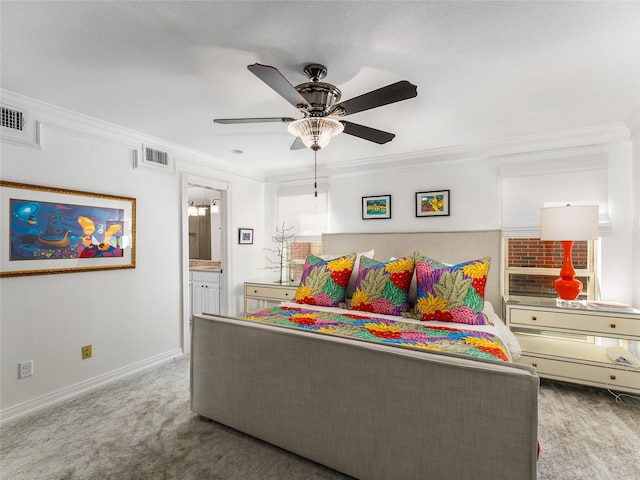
top-left (1, 105), bottom-right (25, 131)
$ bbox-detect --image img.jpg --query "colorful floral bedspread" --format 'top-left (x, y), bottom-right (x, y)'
top-left (242, 306), bottom-right (510, 362)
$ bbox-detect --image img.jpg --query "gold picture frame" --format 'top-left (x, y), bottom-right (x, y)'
top-left (1, 181), bottom-right (136, 277)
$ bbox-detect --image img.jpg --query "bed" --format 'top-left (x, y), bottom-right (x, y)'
top-left (191, 230), bottom-right (539, 479)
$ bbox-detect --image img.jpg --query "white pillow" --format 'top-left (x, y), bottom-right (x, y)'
top-left (482, 301), bottom-right (522, 359)
top-left (320, 249), bottom-right (374, 296)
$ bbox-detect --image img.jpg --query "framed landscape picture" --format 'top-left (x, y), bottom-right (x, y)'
top-left (1, 181), bottom-right (136, 277)
top-left (362, 195), bottom-right (391, 220)
top-left (415, 190), bottom-right (450, 217)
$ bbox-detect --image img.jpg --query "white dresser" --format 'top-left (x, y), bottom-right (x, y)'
top-left (504, 296), bottom-right (640, 394)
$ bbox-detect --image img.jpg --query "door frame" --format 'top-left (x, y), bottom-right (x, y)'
top-left (181, 174), bottom-right (232, 355)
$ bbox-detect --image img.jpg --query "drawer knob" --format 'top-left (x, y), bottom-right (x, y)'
top-left (610, 374), bottom-right (616, 380)
top-left (531, 316), bottom-right (537, 321)
top-left (285, 293), bottom-right (289, 296)
top-left (610, 323), bottom-right (616, 329)
top-left (532, 363), bottom-right (537, 368)
top-left (254, 290), bottom-right (258, 293)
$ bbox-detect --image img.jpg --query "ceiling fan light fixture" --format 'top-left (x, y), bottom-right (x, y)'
top-left (287, 117), bottom-right (344, 150)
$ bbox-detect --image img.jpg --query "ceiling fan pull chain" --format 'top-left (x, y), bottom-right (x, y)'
top-left (314, 150), bottom-right (318, 197)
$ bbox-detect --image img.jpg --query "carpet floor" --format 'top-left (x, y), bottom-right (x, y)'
top-left (1, 356), bottom-right (639, 479)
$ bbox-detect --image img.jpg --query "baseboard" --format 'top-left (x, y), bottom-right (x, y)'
top-left (0, 348), bottom-right (184, 426)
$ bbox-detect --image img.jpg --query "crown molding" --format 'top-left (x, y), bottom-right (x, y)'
top-left (0, 89), bottom-right (265, 182)
top-left (624, 108), bottom-right (640, 136)
top-left (266, 122), bottom-right (632, 183)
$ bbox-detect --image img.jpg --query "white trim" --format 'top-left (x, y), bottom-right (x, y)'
top-left (0, 349), bottom-right (184, 426)
top-left (624, 108), bottom-right (640, 137)
top-left (0, 89), bottom-right (264, 181)
top-left (266, 122), bottom-right (632, 182)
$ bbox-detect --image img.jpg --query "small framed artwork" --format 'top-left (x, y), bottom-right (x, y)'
top-left (362, 195), bottom-right (391, 220)
top-left (238, 228), bottom-right (254, 244)
top-left (1, 180), bottom-right (136, 277)
top-left (415, 190), bottom-right (450, 217)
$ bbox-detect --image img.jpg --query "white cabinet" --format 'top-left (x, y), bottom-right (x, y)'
top-left (504, 296), bottom-right (640, 394)
top-left (191, 271), bottom-right (221, 316)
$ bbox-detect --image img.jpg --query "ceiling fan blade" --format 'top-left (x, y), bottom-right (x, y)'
top-left (290, 137), bottom-right (306, 150)
top-left (329, 80), bottom-right (417, 117)
top-left (248, 63), bottom-right (311, 110)
top-left (213, 117), bottom-right (295, 124)
top-left (341, 121), bottom-right (395, 144)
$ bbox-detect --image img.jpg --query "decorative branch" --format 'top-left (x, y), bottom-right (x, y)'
top-left (263, 222), bottom-right (296, 283)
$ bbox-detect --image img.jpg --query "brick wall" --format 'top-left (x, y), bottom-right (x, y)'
top-left (508, 239), bottom-right (588, 269)
top-left (289, 242), bottom-right (322, 281)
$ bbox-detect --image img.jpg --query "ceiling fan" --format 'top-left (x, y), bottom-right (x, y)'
top-left (213, 63), bottom-right (418, 151)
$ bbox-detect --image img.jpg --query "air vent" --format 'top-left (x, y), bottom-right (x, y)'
top-left (145, 147), bottom-right (169, 166)
top-left (1, 106), bottom-right (25, 131)
top-left (135, 144), bottom-right (175, 173)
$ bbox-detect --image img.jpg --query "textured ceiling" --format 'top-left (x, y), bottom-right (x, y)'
top-left (1, 1), bottom-right (638, 180)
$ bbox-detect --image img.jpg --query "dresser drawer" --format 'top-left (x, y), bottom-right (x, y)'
top-left (509, 308), bottom-right (639, 338)
top-left (245, 284), bottom-right (296, 301)
top-left (516, 354), bottom-right (640, 393)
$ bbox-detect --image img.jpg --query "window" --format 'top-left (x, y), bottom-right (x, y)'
top-left (499, 153), bottom-right (606, 300)
top-left (288, 241), bottom-right (322, 282)
top-left (276, 183), bottom-right (328, 282)
top-left (504, 238), bottom-right (596, 299)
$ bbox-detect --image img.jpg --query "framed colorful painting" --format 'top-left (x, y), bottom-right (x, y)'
top-left (0, 181), bottom-right (136, 277)
top-left (238, 228), bottom-right (253, 244)
top-left (415, 190), bottom-right (450, 217)
top-left (362, 195), bottom-right (391, 220)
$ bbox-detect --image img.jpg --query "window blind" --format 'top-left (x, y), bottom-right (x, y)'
top-left (499, 154), bottom-right (610, 237)
top-left (277, 183), bottom-right (328, 241)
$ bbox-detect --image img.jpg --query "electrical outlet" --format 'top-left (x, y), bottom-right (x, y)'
top-left (19, 360), bottom-right (33, 379)
top-left (81, 344), bottom-right (92, 360)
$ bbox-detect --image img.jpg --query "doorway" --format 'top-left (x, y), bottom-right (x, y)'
top-left (182, 175), bottom-right (231, 355)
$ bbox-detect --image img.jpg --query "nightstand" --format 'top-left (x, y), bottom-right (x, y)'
top-left (244, 281), bottom-right (298, 313)
top-left (503, 296), bottom-right (640, 394)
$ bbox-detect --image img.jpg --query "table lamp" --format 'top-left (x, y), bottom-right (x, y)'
top-left (540, 205), bottom-right (599, 306)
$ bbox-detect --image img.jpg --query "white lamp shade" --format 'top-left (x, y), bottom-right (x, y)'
top-left (540, 205), bottom-right (599, 240)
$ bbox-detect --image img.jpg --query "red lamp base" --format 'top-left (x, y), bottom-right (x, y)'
top-left (554, 277), bottom-right (583, 301)
top-left (554, 240), bottom-right (583, 307)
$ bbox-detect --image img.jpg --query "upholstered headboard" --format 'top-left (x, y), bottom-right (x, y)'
top-left (322, 230), bottom-right (503, 316)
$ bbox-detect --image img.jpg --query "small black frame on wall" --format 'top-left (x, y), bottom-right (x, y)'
top-left (415, 190), bottom-right (450, 217)
top-left (362, 194), bottom-right (391, 220)
top-left (238, 228), bottom-right (253, 244)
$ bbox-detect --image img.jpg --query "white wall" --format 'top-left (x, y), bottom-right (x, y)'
top-left (328, 158), bottom-right (500, 233)
top-left (599, 141), bottom-right (635, 303)
top-left (630, 114), bottom-right (640, 308)
top-left (0, 92), bottom-right (265, 420)
top-left (273, 131), bottom-right (637, 306)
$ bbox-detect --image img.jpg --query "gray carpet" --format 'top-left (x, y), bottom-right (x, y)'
top-left (1, 356), bottom-right (639, 480)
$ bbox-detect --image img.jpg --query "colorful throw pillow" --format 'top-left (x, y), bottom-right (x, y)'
top-left (320, 249), bottom-right (374, 298)
top-left (295, 253), bottom-right (357, 307)
top-left (350, 256), bottom-right (415, 316)
top-left (414, 253), bottom-right (490, 325)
